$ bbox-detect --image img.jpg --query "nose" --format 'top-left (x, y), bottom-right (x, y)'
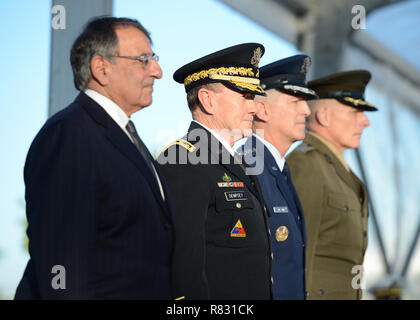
top-left (248, 99), bottom-right (258, 115)
top-left (300, 100), bottom-right (311, 117)
top-left (360, 111), bottom-right (370, 128)
top-left (150, 59), bottom-right (163, 79)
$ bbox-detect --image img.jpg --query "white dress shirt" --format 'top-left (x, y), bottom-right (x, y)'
top-left (254, 133), bottom-right (286, 171)
top-left (192, 120), bottom-right (236, 157)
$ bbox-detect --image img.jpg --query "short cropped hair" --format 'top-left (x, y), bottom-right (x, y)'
top-left (70, 16), bottom-right (151, 91)
top-left (187, 83), bottom-right (221, 112)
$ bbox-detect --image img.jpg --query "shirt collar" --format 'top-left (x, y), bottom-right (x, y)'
top-left (84, 89), bottom-right (131, 133)
top-left (192, 120), bottom-right (236, 157)
top-left (254, 133), bottom-right (285, 171)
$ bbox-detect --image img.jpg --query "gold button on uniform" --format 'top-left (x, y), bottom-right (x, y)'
top-left (236, 202), bottom-right (242, 208)
top-left (275, 226), bottom-right (288, 242)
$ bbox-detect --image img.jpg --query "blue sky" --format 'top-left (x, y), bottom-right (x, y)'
top-left (0, 0), bottom-right (419, 299)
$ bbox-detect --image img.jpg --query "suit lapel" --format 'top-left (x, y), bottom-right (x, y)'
top-left (77, 92), bottom-right (172, 221)
top-left (154, 162), bottom-right (177, 220)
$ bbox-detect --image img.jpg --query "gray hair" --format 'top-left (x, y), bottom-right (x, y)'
top-left (187, 83), bottom-right (221, 112)
top-left (70, 16), bottom-right (151, 91)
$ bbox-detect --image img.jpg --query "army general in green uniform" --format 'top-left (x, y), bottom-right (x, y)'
top-left (287, 70), bottom-right (377, 300)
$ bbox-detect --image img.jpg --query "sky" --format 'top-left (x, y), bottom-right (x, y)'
top-left (0, 0), bottom-right (419, 299)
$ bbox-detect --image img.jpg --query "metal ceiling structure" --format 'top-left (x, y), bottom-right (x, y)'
top-left (219, 0), bottom-right (420, 115)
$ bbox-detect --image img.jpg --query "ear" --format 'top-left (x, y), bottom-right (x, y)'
top-left (315, 105), bottom-right (329, 127)
top-left (90, 55), bottom-right (112, 86)
top-left (197, 87), bottom-right (216, 115)
top-left (254, 100), bottom-right (270, 122)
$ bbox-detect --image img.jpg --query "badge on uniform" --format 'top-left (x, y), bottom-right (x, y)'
top-left (230, 219), bottom-right (246, 237)
top-left (225, 191), bottom-right (247, 201)
top-left (273, 206), bottom-right (288, 213)
top-left (222, 173), bottom-right (232, 182)
top-left (275, 226), bottom-right (289, 242)
top-left (218, 173), bottom-right (244, 187)
top-left (217, 182), bottom-right (244, 187)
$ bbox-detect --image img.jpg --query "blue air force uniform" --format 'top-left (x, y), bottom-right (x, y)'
top-left (238, 55), bottom-right (318, 299)
top-left (239, 135), bottom-right (306, 299)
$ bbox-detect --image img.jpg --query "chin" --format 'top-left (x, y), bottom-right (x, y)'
top-left (347, 141), bottom-right (361, 150)
top-left (296, 132), bottom-right (306, 141)
top-left (243, 129), bottom-right (253, 137)
top-left (140, 97), bottom-right (153, 109)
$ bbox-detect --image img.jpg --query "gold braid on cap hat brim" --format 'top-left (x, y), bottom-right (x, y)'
top-left (343, 97), bottom-right (374, 107)
top-left (183, 66), bottom-right (263, 93)
top-left (230, 81), bottom-right (265, 94)
top-left (184, 67), bottom-right (257, 85)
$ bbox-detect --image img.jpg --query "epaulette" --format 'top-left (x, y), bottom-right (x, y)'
top-left (162, 139), bottom-right (196, 153)
top-left (296, 143), bottom-right (313, 153)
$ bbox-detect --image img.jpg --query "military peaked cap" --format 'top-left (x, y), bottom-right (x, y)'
top-left (308, 70), bottom-right (377, 111)
top-left (173, 43), bottom-right (266, 96)
top-left (260, 54), bottom-right (317, 99)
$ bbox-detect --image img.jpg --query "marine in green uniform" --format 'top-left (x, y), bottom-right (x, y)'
top-left (286, 70), bottom-right (378, 300)
top-left (157, 43), bottom-right (272, 300)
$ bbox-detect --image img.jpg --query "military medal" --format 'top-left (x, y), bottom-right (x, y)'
top-left (275, 226), bottom-right (289, 242)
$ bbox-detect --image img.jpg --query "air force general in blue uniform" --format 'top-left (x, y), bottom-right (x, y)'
top-left (239, 55), bottom-right (318, 299)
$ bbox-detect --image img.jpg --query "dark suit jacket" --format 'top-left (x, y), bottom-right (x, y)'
top-left (15, 92), bottom-right (175, 299)
top-left (157, 121), bottom-right (272, 300)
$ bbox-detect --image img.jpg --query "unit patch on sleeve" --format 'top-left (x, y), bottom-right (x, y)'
top-left (230, 219), bottom-right (246, 237)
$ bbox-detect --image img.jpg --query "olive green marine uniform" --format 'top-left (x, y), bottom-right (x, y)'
top-left (287, 132), bottom-right (368, 299)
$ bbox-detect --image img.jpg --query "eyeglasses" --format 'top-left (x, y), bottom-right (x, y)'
top-left (109, 53), bottom-right (159, 69)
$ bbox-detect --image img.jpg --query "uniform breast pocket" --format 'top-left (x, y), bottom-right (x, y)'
top-left (215, 190), bottom-right (254, 212)
top-left (327, 192), bottom-right (363, 248)
top-left (209, 189), bottom-right (257, 248)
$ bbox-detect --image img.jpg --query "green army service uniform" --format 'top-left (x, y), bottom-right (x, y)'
top-left (287, 132), bottom-right (368, 299)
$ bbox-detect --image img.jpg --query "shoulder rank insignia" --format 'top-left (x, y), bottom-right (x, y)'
top-left (162, 139), bottom-right (196, 153)
top-left (230, 219), bottom-right (246, 237)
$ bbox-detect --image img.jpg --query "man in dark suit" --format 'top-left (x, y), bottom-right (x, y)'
top-left (15, 17), bottom-right (175, 299)
top-left (239, 55), bottom-right (317, 299)
top-left (157, 43), bottom-right (272, 300)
